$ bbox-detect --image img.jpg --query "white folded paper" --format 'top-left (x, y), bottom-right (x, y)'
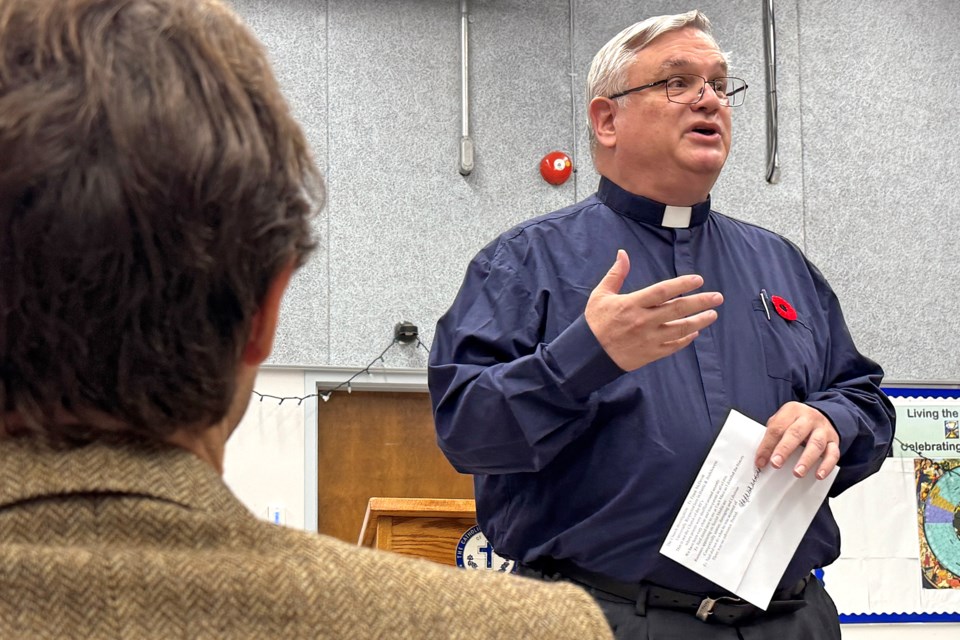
top-left (659, 409), bottom-right (838, 609)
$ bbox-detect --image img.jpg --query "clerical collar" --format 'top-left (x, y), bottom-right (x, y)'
top-left (597, 177), bottom-right (711, 229)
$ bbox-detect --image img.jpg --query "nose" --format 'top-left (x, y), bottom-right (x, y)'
top-left (694, 82), bottom-right (723, 111)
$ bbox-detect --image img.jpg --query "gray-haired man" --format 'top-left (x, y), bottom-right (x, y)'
top-left (430, 10), bottom-right (894, 638)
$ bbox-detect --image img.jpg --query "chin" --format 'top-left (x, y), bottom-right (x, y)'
top-left (684, 154), bottom-right (727, 177)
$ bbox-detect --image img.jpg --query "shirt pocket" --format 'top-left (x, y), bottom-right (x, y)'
top-left (751, 299), bottom-right (820, 395)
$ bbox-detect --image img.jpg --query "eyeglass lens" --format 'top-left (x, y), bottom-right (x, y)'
top-left (666, 75), bottom-right (745, 106)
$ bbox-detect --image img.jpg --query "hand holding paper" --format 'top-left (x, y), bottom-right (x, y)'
top-left (756, 401), bottom-right (842, 481)
top-left (660, 410), bottom-right (838, 609)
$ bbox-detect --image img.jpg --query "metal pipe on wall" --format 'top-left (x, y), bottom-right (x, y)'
top-left (458, 0), bottom-right (474, 175)
top-left (762, 0), bottom-right (780, 183)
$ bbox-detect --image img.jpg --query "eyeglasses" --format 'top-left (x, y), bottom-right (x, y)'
top-left (608, 74), bottom-right (748, 107)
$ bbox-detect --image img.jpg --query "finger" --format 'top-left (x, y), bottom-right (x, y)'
top-left (755, 408), bottom-right (790, 468)
top-left (815, 441), bottom-right (841, 480)
top-left (661, 331), bottom-right (699, 350)
top-left (660, 309), bottom-right (719, 343)
top-left (791, 428), bottom-right (831, 478)
top-left (593, 250), bottom-right (631, 296)
top-left (652, 292), bottom-right (724, 326)
top-left (629, 273), bottom-right (705, 307)
top-left (757, 411), bottom-right (807, 469)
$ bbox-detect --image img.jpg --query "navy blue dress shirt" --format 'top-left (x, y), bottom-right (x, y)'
top-left (428, 177), bottom-right (895, 593)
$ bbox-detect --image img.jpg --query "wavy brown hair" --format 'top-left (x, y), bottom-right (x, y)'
top-left (0, 0), bottom-right (322, 443)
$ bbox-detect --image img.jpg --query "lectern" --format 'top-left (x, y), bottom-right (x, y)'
top-left (357, 497), bottom-right (477, 567)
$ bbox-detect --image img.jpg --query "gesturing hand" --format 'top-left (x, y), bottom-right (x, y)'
top-left (584, 250), bottom-right (723, 372)
top-left (755, 401), bottom-right (841, 480)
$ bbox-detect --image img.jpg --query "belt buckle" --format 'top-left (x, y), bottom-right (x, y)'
top-left (695, 595), bottom-right (743, 622)
top-left (695, 596), bottom-right (719, 622)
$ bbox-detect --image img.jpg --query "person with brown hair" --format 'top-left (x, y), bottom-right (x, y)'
top-left (0, 1), bottom-right (612, 637)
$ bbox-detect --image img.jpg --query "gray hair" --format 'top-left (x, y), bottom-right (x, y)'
top-left (585, 10), bottom-right (722, 150)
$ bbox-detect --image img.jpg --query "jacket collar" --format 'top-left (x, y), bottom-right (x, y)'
top-left (0, 437), bottom-right (241, 515)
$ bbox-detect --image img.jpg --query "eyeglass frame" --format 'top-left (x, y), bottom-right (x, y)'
top-left (607, 74), bottom-right (748, 106)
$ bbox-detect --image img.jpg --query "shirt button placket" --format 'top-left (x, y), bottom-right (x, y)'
top-left (674, 228), bottom-right (728, 428)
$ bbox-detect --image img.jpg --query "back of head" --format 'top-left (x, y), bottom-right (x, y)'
top-left (585, 10), bottom-right (719, 151)
top-left (0, 0), bottom-right (322, 445)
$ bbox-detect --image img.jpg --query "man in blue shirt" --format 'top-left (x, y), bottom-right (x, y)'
top-left (428, 9), bottom-right (894, 639)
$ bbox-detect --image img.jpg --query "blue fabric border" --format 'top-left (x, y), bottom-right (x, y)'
top-left (840, 612), bottom-right (960, 623)
top-left (822, 389), bottom-right (960, 625)
top-left (817, 569), bottom-right (960, 624)
top-left (882, 385), bottom-right (960, 398)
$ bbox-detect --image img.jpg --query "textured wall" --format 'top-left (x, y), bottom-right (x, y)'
top-left (231, 0), bottom-right (330, 365)
top-left (324, 0), bottom-right (575, 369)
top-left (233, 0), bottom-right (957, 382)
top-left (797, 0), bottom-right (960, 380)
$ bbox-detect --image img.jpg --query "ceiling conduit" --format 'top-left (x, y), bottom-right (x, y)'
top-left (763, 0), bottom-right (780, 183)
top-left (458, 0), bottom-right (474, 176)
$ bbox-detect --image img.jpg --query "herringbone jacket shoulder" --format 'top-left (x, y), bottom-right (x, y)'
top-left (0, 438), bottom-right (611, 639)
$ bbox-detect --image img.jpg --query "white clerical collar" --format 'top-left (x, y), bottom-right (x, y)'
top-left (661, 205), bottom-right (693, 228)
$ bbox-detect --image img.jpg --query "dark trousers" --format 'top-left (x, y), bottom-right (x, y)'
top-left (518, 566), bottom-right (842, 640)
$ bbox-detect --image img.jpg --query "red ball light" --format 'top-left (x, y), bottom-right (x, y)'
top-left (539, 151), bottom-right (573, 185)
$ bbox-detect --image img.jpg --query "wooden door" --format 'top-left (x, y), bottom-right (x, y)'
top-left (316, 390), bottom-right (474, 543)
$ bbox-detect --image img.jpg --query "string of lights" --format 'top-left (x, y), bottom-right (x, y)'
top-left (255, 353), bottom-right (941, 463)
top-left (252, 336), bottom-right (431, 406)
top-left (415, 337), bottom-right (430, 356)
top-left (895, 436), bottom-right (942, 467)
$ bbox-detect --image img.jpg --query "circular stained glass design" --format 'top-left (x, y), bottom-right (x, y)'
top-left (917, 460), bottom-right (960, 588)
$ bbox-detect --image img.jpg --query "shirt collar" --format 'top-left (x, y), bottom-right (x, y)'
top-left (597, 177), bottom-right (711, 228)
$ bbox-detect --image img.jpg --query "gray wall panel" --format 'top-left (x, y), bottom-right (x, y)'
top-left (232, 0), bottom-right (954, 382)
top-left (326, 0), bottom-right (573, 367)
top-left (572, 1), bottom-right (805, 243)
top-left (799, 0), bottom-right (960, 380)
top-left (232, 0), bottom-right (330, 366)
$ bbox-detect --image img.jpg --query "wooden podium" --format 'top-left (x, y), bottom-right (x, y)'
top-left (358, 497), bottom-right (477, 567)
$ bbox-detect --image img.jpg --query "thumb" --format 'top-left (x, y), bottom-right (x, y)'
top-left (595, 249), bottom-right (630, 295)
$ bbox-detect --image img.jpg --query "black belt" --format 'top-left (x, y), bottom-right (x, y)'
top-left (522, 559), bottom-right (809, 626)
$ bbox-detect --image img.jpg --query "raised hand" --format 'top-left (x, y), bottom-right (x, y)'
top-left (584, 250), bottom-right (724, 372)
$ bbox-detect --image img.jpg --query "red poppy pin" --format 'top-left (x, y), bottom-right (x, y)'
top-left (770, 295), bottom-right (797, 322)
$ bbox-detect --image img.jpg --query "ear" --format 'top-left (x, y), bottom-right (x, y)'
top-left (242, 262), bottom-right (296, 366)
top-left (588, 96), bottom-right (618, 149)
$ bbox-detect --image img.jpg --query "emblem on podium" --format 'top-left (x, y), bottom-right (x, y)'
top-left (455, 525), bottom-right (516, 573)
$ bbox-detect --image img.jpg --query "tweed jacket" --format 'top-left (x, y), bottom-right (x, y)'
top-left (0, 438), bottom-right (611, 639)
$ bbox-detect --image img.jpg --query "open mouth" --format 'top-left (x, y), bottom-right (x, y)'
top-left (691, 126), bottom-right (719, 136)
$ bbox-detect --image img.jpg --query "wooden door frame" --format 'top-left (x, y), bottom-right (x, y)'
top-left (302, 367), bottom-right (428, 532)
